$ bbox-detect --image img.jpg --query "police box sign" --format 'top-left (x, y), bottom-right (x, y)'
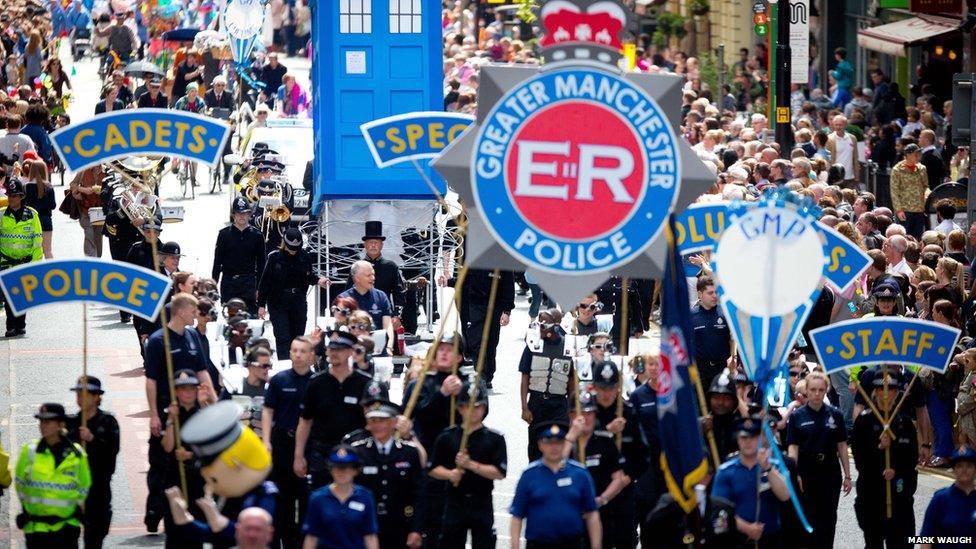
top-left (472, 67), bottom-right (680, 275)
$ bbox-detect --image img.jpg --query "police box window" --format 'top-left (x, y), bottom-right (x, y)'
top-left (340, 0), bottom-right (372, 33)
top-left (389, 0), bottom-right (421, 34)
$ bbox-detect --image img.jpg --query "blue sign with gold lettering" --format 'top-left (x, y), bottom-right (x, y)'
top-left (361, 112), bottom-right (473, 169)
top-left (674, 203), bottom-right (728, 255)
top-left (51, 110), bottom-right (232, 172)
top-left (0, 259), bottom-right (172, 321)
top-left (817, 223), bottom-right (872, 292)
top-left (810, 318), bottom-right (960, 373)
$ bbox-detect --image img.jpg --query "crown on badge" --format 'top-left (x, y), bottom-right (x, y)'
top-left (539, 0), bottom-right (630, 66)
top-left (550, 424), bottom-right (560, 435)
top-left (600, 364), bottom-right (614, 380)
top-left (336, 447), bottom-right (348, 458)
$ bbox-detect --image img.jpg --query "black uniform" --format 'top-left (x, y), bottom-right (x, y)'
top-left (690, 302), bottom-right (732, 388)
top-left (351, 437), bottom-right (426, 548)
top-left (629, 383), bottom-right (664, 548)
top-left (578, 430), bottom-right (630, 549)
top-left (518, 337), bottom-right (572, 461)
top-left (300, 368), bottom-right (371, 485)
top-left (852, 409), bottom-right (918, 549)
top-left (213, 224), bottom-right (266, 314)
top-left (646, 493), bottom-right (738, 548)
top-left (163, 404), bottom-right (206, 549)
top-left (400, 227), bottom-right (434, 334)
top-left (102, 209), bottom-right (141, 321)
top-left (456, 269), bottom-right (515, 384)
top-left (125, 240), bottom-right (166, 344)
top-left (595, 277), bottom-right (646, 337)
top-left (594, 402), bottom-right (646, 549)
top-left (432, 425), bottom-right (508, 549)
top-left (257, 249), bottom-right (319, 357)
top-left (785, 404), bottom-right (848, 549)
top-left (66, 410), bottom-right (120, 549)
top-left (264, 367), bottom-right (313, 549)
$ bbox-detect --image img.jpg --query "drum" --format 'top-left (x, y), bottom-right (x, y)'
top-left (88, 207), bottom-right (106, 227)
top-left (160, 206), bottom-right (185, 223)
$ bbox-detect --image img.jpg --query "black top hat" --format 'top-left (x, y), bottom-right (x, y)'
top-left (592, 359), bottom-right (620, 388)
top-left (35, 403), bottom-right (67, 421)
top-left (362, 221), bottom-right (386, 241)
top-left (70, 375), bottom-right (105, 395)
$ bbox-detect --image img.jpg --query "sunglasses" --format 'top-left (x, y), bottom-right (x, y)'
top-left (331, 306), bottom-right (352, 316)
top-left (788, 370), bottom-right (801, 378)
top-left (578, 302), bottom-right (602, 311)
top-left (249, 362), bottom-right (272, 369)
top-left (589, 343), bottom-right (615, 353)
top-left (537, 322), bottom-right (557, 331)
top-left (348, 324), bottom-right (370, 331)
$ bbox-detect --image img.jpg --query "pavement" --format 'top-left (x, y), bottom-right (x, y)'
top-left (0, 46), bottom-right (956, 548)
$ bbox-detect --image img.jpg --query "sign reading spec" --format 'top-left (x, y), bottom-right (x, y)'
top-left (810, 318), bottom-right (960, 373)
top-left (0, 259), bottom-right (173, 321)
top-left (52, 110), bottom-right (231, 172)
top-left (473, 67), bottom-right (680, 275)
top-left (361, 112), bottom-right (473, 168)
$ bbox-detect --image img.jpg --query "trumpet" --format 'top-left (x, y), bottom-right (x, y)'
top-left (268, 204), bottom-right (291, 223)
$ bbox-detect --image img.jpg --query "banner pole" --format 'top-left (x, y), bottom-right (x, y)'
top-left (80, 302), bottom-right (89, 444)
top-left (615, 278), bottom-right (629, 450)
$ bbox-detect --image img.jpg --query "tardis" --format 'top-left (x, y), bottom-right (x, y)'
top-left (312, 0), bottom-right (443, 204)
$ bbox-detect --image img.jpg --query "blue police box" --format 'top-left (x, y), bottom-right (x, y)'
top-left (312, 0), bottom-right (444, 204)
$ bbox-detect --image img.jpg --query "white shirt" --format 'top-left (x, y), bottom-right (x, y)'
top-left (934, 219), bottom-right (961, 235)
top-left (376, 438), bottom-right (393, 455)
top-left (890, 258), bottom-right (912, 278)
top-left (0, 132), bottom-right (37, 160)
top-left (834, 132), bottom-right (854, 179)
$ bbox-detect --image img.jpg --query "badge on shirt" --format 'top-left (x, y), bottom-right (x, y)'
top-left (395, 461), bottom-right (412, 469)
top-left (556, 477), bottom-right (573, 487)
top-left (344, 396), bottom-right (359, 405)
top-left (826, 415), bottom-right (837, 430)
top-left (585, 457), bottom-right (600, 467)
top-left (362, 466), bottom-right (378, 475)
top-left (349, 501), bottom-right (366, 512)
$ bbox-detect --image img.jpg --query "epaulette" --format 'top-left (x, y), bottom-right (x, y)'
top-left (353, 369), bottom-right (374, 380)
top-left (593, 430), bottom-right (614, 439)
top-left (717, 456), bottom-right (739, 470)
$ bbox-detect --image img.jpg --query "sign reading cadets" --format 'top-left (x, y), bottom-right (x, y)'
top-left (433, 0), bottom-right (715, 306)
top-left (312, 0), bottom-right (444, 201)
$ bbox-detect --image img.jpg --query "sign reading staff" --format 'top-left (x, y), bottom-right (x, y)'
top-left (0, 259), bottom-right (173, 321)
top-left (810, 317), bottom-right (960, 373)
top-left (51, 109), bottom-right (231, 172)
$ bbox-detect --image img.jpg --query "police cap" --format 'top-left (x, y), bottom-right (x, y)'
top-left (872, 371), bottom-right (904, 388)
top-left (577, 390), bottom-right (599, 413)
top-left (592, 359), bottom-right (620, 388)
top-left (283, 227), bottom-right (303, 251)
top-left (438, 333), bottom-right (466, 357)
top-left (174, 369), bottom-right (201, 387)
top-left (707, 373), bottom-right (736, 397)
top-left (34, 403), bottom-right (67, 421)
top-left (181, 400), bottom-right (244, 459)
top-left (534, 421), bottom-right (569, 441)
top-left (70, 375), bottom-right (105, 395)
top-left (328, 328), bottom-right (359, 350)
top-left (4, 178), bottom-right (25, 196)
top-left (457, 379), bottom-right (489, 406)
top-left (160, 241), bottom-right (183, 256)
top-left (734, 415), bottom-right (762, 437)
top-left (364, 399), bottom-right (400, 419)
top-left (231, 196), bottom-right (251, 214)
top-left (950, 446), bottom-right (976, 466)
top-left (143, 215), bottom-right (164, 232)
top-left (328, 444), bottom-right (361, 467)
top-left (361, 379), bottom-right (390, 405)
top-left (872, 282), bottom-right (899, 299)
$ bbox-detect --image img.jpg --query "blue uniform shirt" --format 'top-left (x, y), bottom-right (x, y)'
top-left (264, 367), bottom-right (313, 432)
top-left (303, 484), bottom-right (379, 548)
top-left (509, 460), bottom-right (598, 542)
top-left (713, 457), bottom-right (782, 533)
top-left (919, 484), bottom-right (976, 545)
top-left (785, 403), bottom-right (847, 467)
top-left (690, 303), bottom-right (731, 362)
top-left (337, 287), bottom-right (393, 329)
top-left (144, 327), bottom-right (208, 406)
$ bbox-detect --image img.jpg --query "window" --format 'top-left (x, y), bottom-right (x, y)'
top-left (389, 0), bottom-right (421, 34)
top-left (340, 0), bottom-right (372, 34)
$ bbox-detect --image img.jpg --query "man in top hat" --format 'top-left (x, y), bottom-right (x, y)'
top-left (712, 415), bottom-right (790, 547)
top-left (430, 379), bottom-right (507, 549)
top-left (0, 176), bottom-right (42, 337)
top-left (509, 421), bottom-right (601, 549)
top-left (213, 196), bottom-right (265, 314)
top-left (851, 371), bottom-right (918, 549)
top-left (295, 329), bottom-right (372, 488)
top-left (344, 220), bottom-right (409, 325)
top-left (351, 399), bottom-right (425, 548)
top-left (66, 376), bottom-right (120, 549)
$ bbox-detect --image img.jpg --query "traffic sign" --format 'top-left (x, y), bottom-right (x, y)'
top-left (755, 23), bottom-right (768, 36)
top-left (754, 13), bottom-right (767, 25)
top-left (753, 1), bottom-right (766, 13)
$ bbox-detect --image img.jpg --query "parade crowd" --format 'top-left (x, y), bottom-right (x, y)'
top-left (0, 1), bottom-right (974, 549)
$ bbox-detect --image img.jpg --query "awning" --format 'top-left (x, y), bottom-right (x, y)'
top-left (857, 15), bottom-right (960, 57)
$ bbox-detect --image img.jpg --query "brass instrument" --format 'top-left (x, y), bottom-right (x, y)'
top-left (239, 167), bottom-right (259, 203)
top-left (268, 204), bottom-right (291, 223)
top-left (102, 156), bottom-right (164, 232)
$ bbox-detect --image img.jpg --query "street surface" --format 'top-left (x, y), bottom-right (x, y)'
top-left (0, 47), bottom-right (953, 548)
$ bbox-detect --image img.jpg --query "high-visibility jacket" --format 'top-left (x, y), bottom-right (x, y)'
top-left (14, 439), bottom-right (91, 534)
top-left (0, 206), bottom-right (43, 266)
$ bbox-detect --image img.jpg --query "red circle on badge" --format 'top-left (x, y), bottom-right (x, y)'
top-left (505, 101), bottom-right (645, 240)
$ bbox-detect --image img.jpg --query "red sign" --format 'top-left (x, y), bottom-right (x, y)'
top-left (754, 13), bottom-right (767, 25)
top-left (540, 4), bottom-right (626, 50)
top-left (909, 0), bottom-right (962, 13)
top-left (505, 102), bottom-right (645, 240)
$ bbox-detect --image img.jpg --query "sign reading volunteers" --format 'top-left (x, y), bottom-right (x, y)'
top-left (472, 68), bottom-right (680, 275)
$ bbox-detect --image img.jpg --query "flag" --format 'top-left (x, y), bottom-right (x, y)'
top-left (657, 216), bottom-right (709, 513)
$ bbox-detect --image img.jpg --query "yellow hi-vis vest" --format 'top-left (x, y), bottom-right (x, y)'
top-left (14, 439), bottom-right (91, 533)
top-left (0, 206), bottom-right (42, 265)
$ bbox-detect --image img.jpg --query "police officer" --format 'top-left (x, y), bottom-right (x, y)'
top-left (351, 399), bottom-right (425, 548)
top-left (0, 177), bottom-right (42, 336)
top-left (918, 446), bottom-right (976, 543)
top-left (646, 469), bottom-right (738, 548)
top-left (711, 415), bottom-right (790, 548)
top-left (101, 190), bottom-right (143, 323)
top-left (785, 371), bottom-right (852, 549)
top-left (589, 360), bottom-right (646, 548)
top-left (519, 309), bottom-right (573, 461)
top-left (295, 329), bottom-right (371, 488)
top-left (66, 376), bottom-right (120, 549)
top-left (627, 354), bottom-right (664, 548)
top-left (124, 216), bottom-right (166, 348)
top-left (162, 370), bottom-right (208, 549)
top-left (703, 373), bottom-right (741, 461)
top-left (565, 391), bottom-right (629, 549)
top-left (690, 276), bottom-right (733, 388)
top-left (261, 336), bottom-right (316, 549)
top-left (851, 372), bottom-right (918, 549)
top-left (399, 225), bottom-right (434, 334)
top-left (430, 379), bottom-right (507, 549)
top-left (509, 422), bottom-right (601, 549)
top-left (213, 196), bottom-right (265, 314)
top-left (257, 227), bottom-right (328, 358)
top-left (15, 403), bottom-right (92, 548)
top-left (455, 268), bottom-right (514, 388)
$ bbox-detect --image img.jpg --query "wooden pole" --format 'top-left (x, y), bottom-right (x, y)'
top-left (689, 363), bottom-right (722, 469)
top-left (615, 278), bottom-right (629, 450)
top-left (80, 302), bottom-right (88, 447)
top-left (458, 269), bottom-right (500, 453)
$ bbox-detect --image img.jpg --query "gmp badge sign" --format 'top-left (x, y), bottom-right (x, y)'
top-left (473, 67), bottom-right (680, 275)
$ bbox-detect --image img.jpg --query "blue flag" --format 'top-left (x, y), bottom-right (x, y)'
top-left (658, 217), bottom-right (709, 513)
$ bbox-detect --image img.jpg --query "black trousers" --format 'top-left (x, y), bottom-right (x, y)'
top-left (439, 496), bottom-right (495, 549)
top-left (854, 485), bottom-right (915, 549)
top-left (798, 464), bottom-right (841, 549)
top-left (527, 395), bottom-right (570, 461)
top-left (108, 238), bottom-right (135, 321)
top-left (527, 536), bottom-right (583, 549)
top-left (378, 514), bottom-right (409, 548)
top-left (83, 487), bottom-right (112, 549)
top-left (272, 428), bottom-right (307, 549)
top-left (462, 301), bottom-right (503, 382)
top-left (269, 294), bottom-right (308, 358)
top-left (220, 274), bottom-right (257, 314)
top-left (146, 433), bottom-right (168, 525)
top-left (599, 497), bottom-right (637, 548)
top-left (3, 296), bottom-right (25, 331)
top-left (423, 480), bottom-right (447, 547)
top-left (25, 525), bottom-right (80, 548)
top-left (401, 287), bottom-right (420, 335)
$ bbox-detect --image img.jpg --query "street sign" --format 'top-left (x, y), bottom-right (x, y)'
top-left (755, 23), bottom-right (768, 36)
top-left (776, 106), bottom-right (791, 123)
top-left (754, 1), bottom-right (767, 13)
top-left (790, 0), bottom-right (810, 84)
top-left (755, 13), bottom-right (767, 25)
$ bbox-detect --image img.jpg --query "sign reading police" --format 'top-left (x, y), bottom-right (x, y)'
top-left (0, 259), bottom-right (173, 321)
top-left (472, 67), bottom-right (680, 275)
top-left (51, 109), bottom-right (231, 172)
top-left (361, 112), bottom-right (473, 168)
top-left (810, 318), bottom-right (960, 373)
